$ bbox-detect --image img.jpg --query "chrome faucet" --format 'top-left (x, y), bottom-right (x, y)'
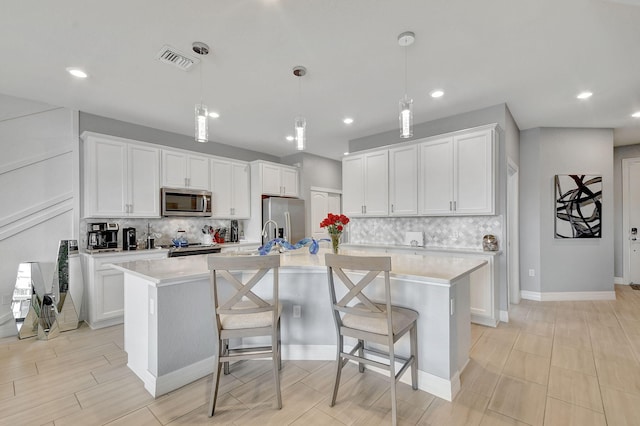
top-left (261, 220), bottom-right (279, 240)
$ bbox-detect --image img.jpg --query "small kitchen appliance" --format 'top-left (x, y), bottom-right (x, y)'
top-left (87, 223), bottom-right (119, 250)
top-left (122, 227), bottom-right (137, 250)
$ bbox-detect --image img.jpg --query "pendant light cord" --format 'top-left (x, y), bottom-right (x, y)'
top-left (298, 75), bottom-right (302, 116)
top-left (404, 45), bottom-right (408, 97)
top-left (199, 59), bottom-right (204, 106)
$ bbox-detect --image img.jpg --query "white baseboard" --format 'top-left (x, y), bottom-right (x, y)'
top-left (614, 277), bottom-right (627, 285)
top-left (283, 344), bottom-right (335, 360)
top-left (139, 355), bottom-right (216, 398)
top-left (499, 310), bottom-right (509, 323)
top-left (351, 352), bottom-right (460, 401)
top-left (521, 290), bottom-right (616, 301)
top-left (143, 344), bottom-right (460, 401)
top-left (471, 314), bottom-right (498, 327)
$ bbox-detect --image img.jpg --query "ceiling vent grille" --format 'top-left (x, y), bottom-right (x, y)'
top-left (156, 45), bottom-right (199, 71)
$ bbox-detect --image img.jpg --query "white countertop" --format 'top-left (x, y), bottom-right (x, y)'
top-left (111, 247), bottom-right (487, 287)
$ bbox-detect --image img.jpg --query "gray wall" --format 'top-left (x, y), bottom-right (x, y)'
top-left (281, 152), bottom-right (342, 237)
top-left (80, 112), bottom-right (279, 163)
top-left (519, 129), bottom-right (542, 292)
top-left (613, 143), bottom-right (640, 278)
top-left (350, 104), bottom-right (509, 153)
top-left (505, 107), bottom-right (520, 166)
top-left (520, 128), bottom-right (614, 294)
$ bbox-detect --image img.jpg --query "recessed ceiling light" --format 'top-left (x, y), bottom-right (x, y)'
top-left (577, 91), bottom-right (593, 100)
top-left (343, 152), bottom-right (350, 156)
top-left (286, 135), bottom-right (294, 142)
top-left (430, 89), bottom-right (444, 98)
top-left (632, 111), bottom-right (640, 118)
top-left (66, 67), bottom-right (88, 78)
top-left (208, 112), bottom-right (220, 118)
top-left (343, 118), bottom-right (354, 124)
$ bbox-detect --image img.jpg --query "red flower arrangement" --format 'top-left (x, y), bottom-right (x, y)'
top-left (320, 213), bottom-right (349, 253)
top-left (320, 213), bottom-right (350, 236)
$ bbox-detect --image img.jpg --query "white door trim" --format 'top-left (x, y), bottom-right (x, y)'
top-left (622, 157), bottom-right (640, 284)
top-left (507, 158), bottom-right (520, 305)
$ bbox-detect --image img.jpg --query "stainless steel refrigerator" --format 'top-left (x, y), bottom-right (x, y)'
top-left (262, 197), bottom-right (305, 244)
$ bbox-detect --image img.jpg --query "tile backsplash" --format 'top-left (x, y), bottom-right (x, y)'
top-left (347, 216), bottom-right (503, 250)
top-left (80, 218), bottom-right (245, 249)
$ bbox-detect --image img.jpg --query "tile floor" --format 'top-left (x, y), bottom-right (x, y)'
top-left (2, 285), bottom-right (640, 425)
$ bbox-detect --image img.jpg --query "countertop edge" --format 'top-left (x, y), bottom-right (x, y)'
top-left (342, 243), bottom-right (502, 256)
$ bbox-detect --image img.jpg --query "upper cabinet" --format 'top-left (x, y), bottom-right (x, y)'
top-left (82, 132), bottom-right (160, 218)
top-left (255, 161), bottom-right (299, 197)
top-left (341, 124), bottom-right (497, 218)
top-left (389, 145), bottom-right (418, 216)
top-left (342, 150), bottom-right (389, 217)
top-left (210, 158), bottom-right (250, 218)
top-left (418, 127), bottom-right (495, 215)
top-left (162, 150), bottom-right (210, 190)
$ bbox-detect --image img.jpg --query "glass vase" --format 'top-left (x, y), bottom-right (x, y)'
top-left (330, 233), bottom-right (341, 254)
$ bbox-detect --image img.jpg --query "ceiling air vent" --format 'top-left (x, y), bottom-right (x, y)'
top-left (156, 45), bottom-right (199, 71)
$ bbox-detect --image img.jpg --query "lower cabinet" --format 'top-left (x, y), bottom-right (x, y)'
top-left (82, 250), bottom-right (168, 329)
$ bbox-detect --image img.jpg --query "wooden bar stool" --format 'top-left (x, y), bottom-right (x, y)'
top-left (325, 253), bottom-right (418, 426)
top-left (207, 255), bottom-right (282, 416)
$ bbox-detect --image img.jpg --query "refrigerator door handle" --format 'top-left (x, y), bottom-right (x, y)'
top-left (284, 211), bottom-right (291, 242)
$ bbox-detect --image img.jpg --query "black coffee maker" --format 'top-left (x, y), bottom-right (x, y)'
top-left (122, 227), bottom-right (137, 250)
top-left (87, 223), bottom-right (119, 250)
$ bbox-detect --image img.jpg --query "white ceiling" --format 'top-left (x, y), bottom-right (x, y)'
top-left (1, 0), bottom-right (639, 160)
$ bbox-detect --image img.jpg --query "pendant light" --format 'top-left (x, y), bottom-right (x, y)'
top-left (398, 31), bottom-right (415, 139)
top-left (192, 42), bottom-right (210, 143)
top-left (293, 66), bottom-right (307, 151)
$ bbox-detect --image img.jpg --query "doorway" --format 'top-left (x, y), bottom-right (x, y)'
top-left (310, 188), bottom-right (342, 241)
top-left (622, 157), bottom-right (640, 284)
top-left (507, 159), bottom-right (520, 305)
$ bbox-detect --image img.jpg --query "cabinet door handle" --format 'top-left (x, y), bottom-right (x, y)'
top-left (391, 204), bottom-right (394, 213)
top-left (449, 201), bottom-right (452, 211)
top-left (364, 205), bottom-right (367, 214)
top-left (129, 204), bottom-right (133, 213)
top-left (453, 201), bottom-right (457, 211)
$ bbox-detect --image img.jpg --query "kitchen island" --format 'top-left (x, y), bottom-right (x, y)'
top-left (111, 248), bottom-right (486, 401)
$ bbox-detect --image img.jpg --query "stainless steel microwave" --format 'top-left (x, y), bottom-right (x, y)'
top-left (161, 188), bottom-right (212, 217)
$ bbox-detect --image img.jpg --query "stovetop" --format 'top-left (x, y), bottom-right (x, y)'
top-left (165, 243), bottom-right (222, 257)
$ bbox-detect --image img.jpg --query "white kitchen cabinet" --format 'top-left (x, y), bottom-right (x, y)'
top-left (82, 132), bottom-right (160, 218)
top-left (254, 161), bottom-right (299, 197)
top-left (210, 158), bottom-right (250, 218)
top-left (418, 127), bottom-right (495, 215)
top-left (342, 151), bottom-right (388, 217)
top-left (162, 150), bottom-right (210, 190)
top-left (82, 250), bottom-right (168, 329)
top-left (389, 145), bottom-right (418, 216)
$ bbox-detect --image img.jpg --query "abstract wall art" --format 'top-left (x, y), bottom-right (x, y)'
top-left (554, 174), bottom-right (602, 238)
